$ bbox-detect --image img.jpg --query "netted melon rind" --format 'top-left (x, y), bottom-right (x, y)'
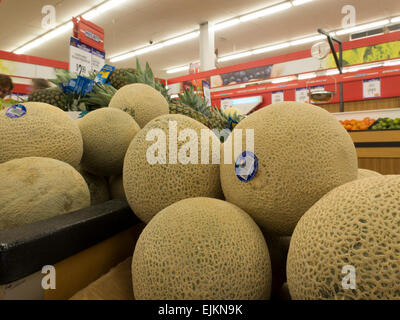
top-left (78, 108), bottom-right (140, 176)
top-left (123, 114), bottom-right (223, 223)
top-left (0, 157), bottom-right (90, 230)
top-left (132, 197), bottom-right (272, 300)
top-left (109, 83), bottom-right (169, 128)
top-left (220, 101), bottom-right (358, 235)
top-left (0, 102), bottom-right (83, 167)
top-left (358, 168), bottom-right (382, 180)
top-left (287, 175), bottom-right (400, 300)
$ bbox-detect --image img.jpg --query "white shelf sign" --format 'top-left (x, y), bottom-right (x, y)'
top-left (363, 78), bottom-right (381, 99)
top-left (69, 37), bottom-right (105, 76)
top-left (202, 81), bottom-right (212, 107)
top-left (271, 91), bottom-right (284, 104)
top-left (220, 98), bottom-right (232, 111)
top-left (295, 88), bottom-right (309, 103)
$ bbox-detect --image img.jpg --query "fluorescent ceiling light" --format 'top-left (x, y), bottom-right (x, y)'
top-left (82, 0), bottom-right (128, 19)
top-left (218, 51), bottom-right (252, 62)
top-left (391, 16), bottom-right (400, 23)
top-left (336, 19), bottom-right (390, 35)
top-left (111, 33), bottom-right (199, 62)
top-left (110, 51), bottom-right (137, 62)
top-left (271, 76), bottom-right (296, 83)
top-left (298, 72), bottom-right (316, 80)
top-left (166, 66), bottom-right (190, 74)
top-left (292, 0), bottom-right (315, 6)
top-left (97, 0), bottom-right (128, 12)
top-left (163, 32), bottom-right (200, 46)
top-left (213, 19), bottom-right (240, 31)
top-left (384, 59), bottom-right (400, 66)
top-left (240, 2), bottom-right (292, 22)
top-left (252, 42), bottom-right (290, 55)
top-left (14, 21), bottom-right (73, 54)
top-left (135, 43), bottom-right (164, 55)
top-left (290, 35), bottom-right (325, 46)
top-left (82, 10), bottom-right (99, 20)
top-left (13, 0), bottom-right (128, 54)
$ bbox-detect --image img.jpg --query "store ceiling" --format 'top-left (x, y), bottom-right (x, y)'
top-left (0, 0), bottom-right (399, 79)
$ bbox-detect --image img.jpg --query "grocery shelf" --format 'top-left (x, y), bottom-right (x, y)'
top-left (333, 108), bottom-right (400, 121)
top-left (348, 129), bottom-right (400, 174)
top-left (350, 130), bottom-right (400, 143)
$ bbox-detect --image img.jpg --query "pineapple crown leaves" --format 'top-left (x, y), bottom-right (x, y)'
top-left (173, 87), bottom-right (245, 131)
top-left (48, 69), bottom-right (77, 88)
top-left (121, 58), bottom-right (170, 102)
top-left (177, 87), bottom-right (212, 116)
top-left (80, 83), bottom-right (117, 110)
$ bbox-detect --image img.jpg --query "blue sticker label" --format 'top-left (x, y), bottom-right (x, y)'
top-left (6, 104), bottom-right (26, 118)
top-left (235, 151), bottom-right (258, 182)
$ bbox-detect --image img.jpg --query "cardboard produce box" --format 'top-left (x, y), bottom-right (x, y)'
top-left (70, 257), bottom-right (134, 300)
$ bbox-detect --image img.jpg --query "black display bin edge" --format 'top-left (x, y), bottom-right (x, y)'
top-left (0, 199), bottom-right (140, 285)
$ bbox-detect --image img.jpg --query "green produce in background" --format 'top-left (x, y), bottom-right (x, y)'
top-left (371, 117), bottom-right (400, 130)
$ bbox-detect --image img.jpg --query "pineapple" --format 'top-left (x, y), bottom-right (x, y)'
top-left (123, 59), bottom-right (170, 101)
top-left (173, 87), bottom-right (244, 131)
top-left (169, 103), bottom-right (213, 128)
top-left (29, 69), bottom-right (92, 112)
top-left (108, 68), bottom-right (136, 89)
top-left (28, 88), bottom-right (69, 110)
top-left (80, 83), bottom-right (117, 110)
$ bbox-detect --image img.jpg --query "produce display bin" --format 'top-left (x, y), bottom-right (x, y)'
top-left (350, 130), bottom-right (400, 174)
top-left (0, 200), bottom-right (144, 300)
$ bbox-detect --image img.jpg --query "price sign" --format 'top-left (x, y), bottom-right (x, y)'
top-left (363, 78), bottom-right (381, 99)
top-left (202, 81), bottom-right (212, 107)
top-left (220, 98), bottom-right (232, 111)
top-left (69, 37), bottom-right (91, 76)
top-left (295, 88), bottom-right (309, 103)
top-left (91, 48), bottom-right (106, 74)
top-left (271, 91), bottom-right (284, 104)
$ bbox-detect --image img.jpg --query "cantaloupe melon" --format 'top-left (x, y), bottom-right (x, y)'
top-left (132, 197), bottom-right (272, 300)
top-left (287, 175), bottom-right (400, 300)
top-left (0, 157), bottom-right (90, 230)
top-left (220, 101), bottom-right (358, 235)
top-left (358, 168), bottom-right (382, 179)
top-left (123, 114), bottom-right (223, 223)
top-left (79, 168), bottom-right (110, 205)
top-left (109, 83), bottom-right (169, 128)
top-left (0, 102), bottom-right (83, 167)
top-left (78, 108), bottom-right (140, 176)
top-left (109, 175), bottom-right (126, 200)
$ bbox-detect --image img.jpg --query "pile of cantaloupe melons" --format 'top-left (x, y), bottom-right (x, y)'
top-left (1, 91), bottom-right (399, 300)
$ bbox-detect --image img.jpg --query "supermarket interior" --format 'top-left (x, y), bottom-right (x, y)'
top-left (0, 0), bottom-right (400, 304)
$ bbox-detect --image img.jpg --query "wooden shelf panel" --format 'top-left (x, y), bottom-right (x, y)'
top-left (350, 130), bottom-right (400, 143)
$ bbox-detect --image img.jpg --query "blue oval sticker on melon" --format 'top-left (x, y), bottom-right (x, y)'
top-left (6, 104), bottom-right (27, 119)
top-left (235, 151), bottom-right (258, 182)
